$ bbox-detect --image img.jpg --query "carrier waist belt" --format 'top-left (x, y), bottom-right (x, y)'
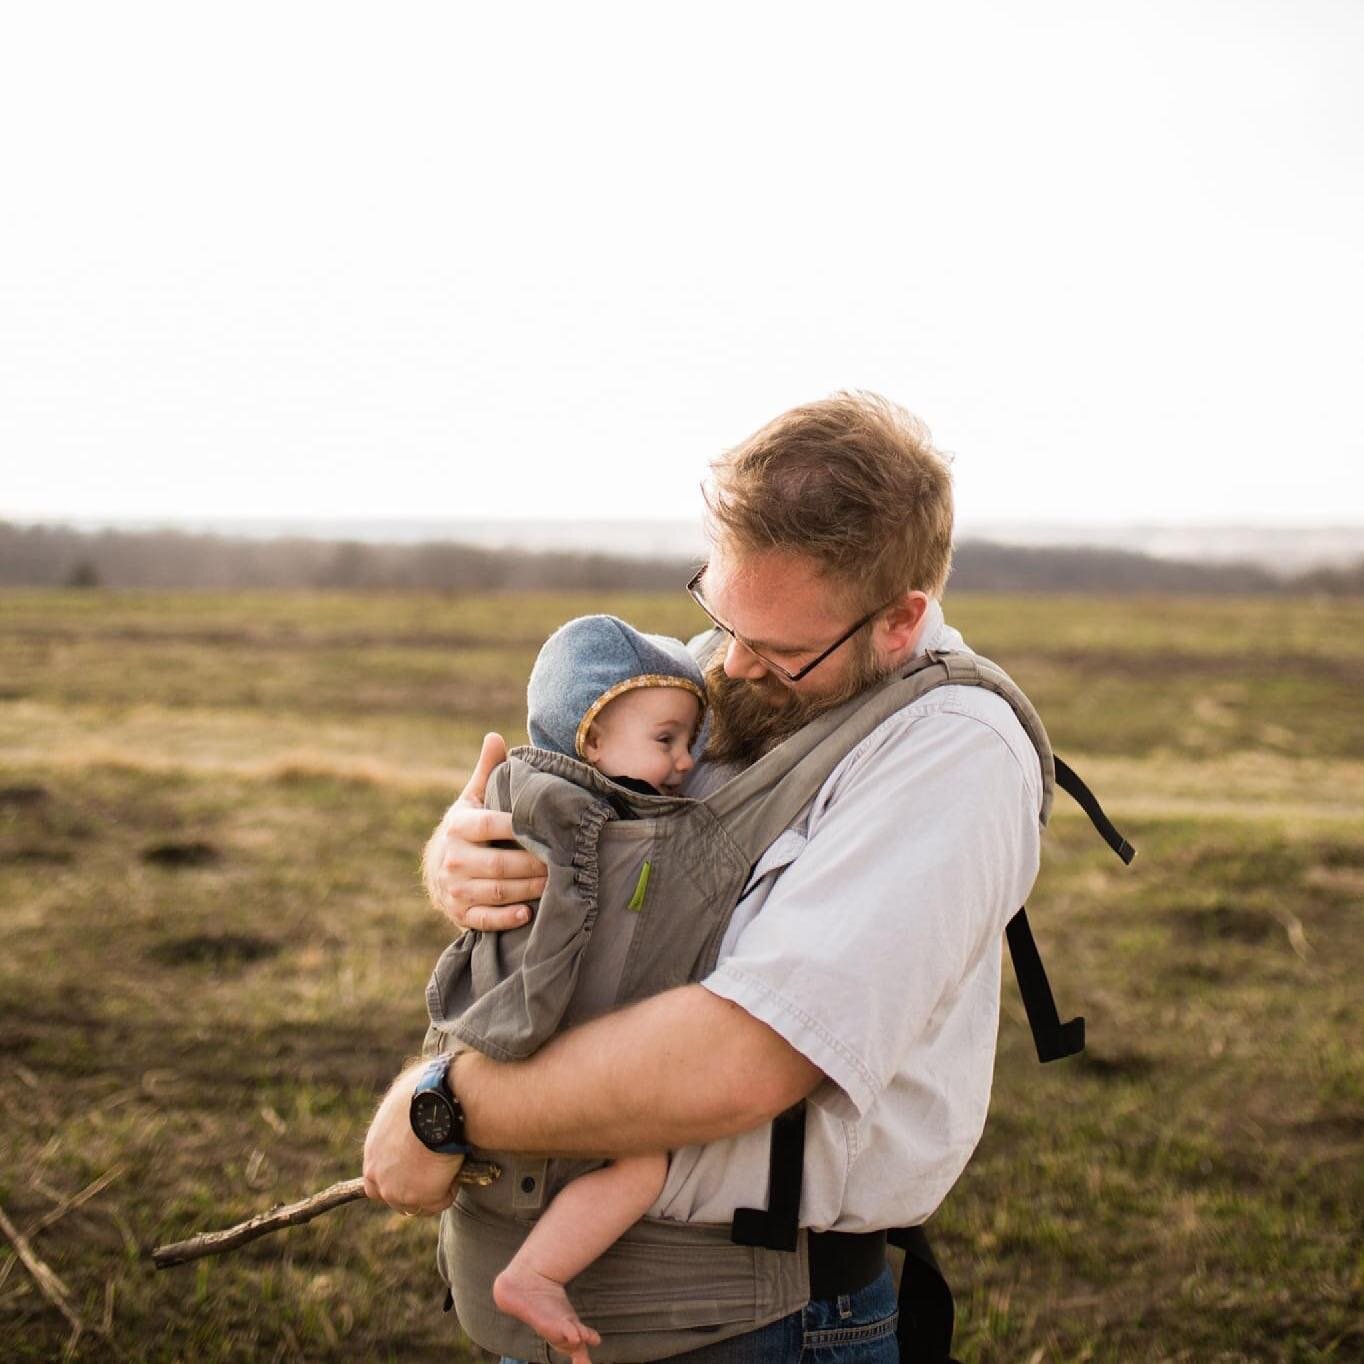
top-left (808, 1230), bottom-right (887, 1299)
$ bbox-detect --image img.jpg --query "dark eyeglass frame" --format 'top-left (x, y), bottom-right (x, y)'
top-left (686, 564), bottom-right (896, 683)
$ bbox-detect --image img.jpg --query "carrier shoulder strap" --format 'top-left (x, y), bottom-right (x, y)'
top-left (706, 648), bottom-right (1057, 868)
top-left (726, 650), bottom-right (1068, 1260)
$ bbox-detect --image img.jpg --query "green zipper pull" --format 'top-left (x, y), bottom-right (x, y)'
top-left (627, 860), bottom-right (653, 912)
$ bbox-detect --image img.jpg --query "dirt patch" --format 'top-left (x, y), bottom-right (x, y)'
top-left (0, 783), bottom-right (49, 806)
top-left (145, 1017), bottom-right (406, 1093)
top-left (1, 846), bottom-right (74, 864)
top-left (1289, 1111), bottom-right (1364, 1142)
top-left (141, 839), bottom-right (221, 868)
top-left (1169, 959), bottom-right (1228, 984)
top-left (1172, 904), bottom-right (1281, 944)
top-left (1315, 839), bottom-right (1364, 869)
top-left (149, 934), bottom-right (280, 966)
top-left (1077, 1049), bottom-right (1156, 1080)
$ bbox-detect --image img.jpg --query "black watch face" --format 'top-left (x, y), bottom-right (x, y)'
top-left (412, 1091), bottom-right (455, 1147)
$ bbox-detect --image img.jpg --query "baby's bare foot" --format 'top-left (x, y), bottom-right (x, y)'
top-left (493, 1263), bottom-right (603, 1364)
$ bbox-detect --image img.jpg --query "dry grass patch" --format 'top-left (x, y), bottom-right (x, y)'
top-left (2, 589), bottom-right (1360, 1361)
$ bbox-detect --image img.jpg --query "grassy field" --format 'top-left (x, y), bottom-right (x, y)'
top-left (1, 589), bottom-right (1360, 1362)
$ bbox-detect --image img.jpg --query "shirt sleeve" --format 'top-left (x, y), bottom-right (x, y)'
top-left (700, 698), bottom-right (1042, 1120)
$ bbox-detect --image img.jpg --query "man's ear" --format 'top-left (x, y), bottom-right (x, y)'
top-left (877, 591), bottom-right (931, 655)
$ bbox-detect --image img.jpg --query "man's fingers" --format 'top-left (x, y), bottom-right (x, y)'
top-left (463, 904), bottom-right (534, 932)
top-left (458, 732), bottom-right (508, 807)
top-left (428, 750), bottom-right (547, 930)
top-left (449, 832), bottom-right (546, 881)
top-left (461, 876), bottom-right (547, 908)
top-left (463, 807), bottom-right (518, 845)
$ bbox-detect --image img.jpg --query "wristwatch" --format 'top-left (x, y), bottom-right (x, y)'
top-left (409, 1054), bottom-right (473, 1155)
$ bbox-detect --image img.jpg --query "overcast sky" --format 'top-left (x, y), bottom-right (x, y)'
top-left (2, 1), bottom-right (1361, 529)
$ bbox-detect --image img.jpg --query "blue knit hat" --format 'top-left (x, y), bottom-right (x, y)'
top-left (527, 615), bottom-right (707, 759)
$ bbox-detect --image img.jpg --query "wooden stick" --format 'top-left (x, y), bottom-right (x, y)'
top-left (152, 1179), bottom-right (366, 1268)
top-left (28, 1165), bottom-right (125, 1240)
top-left (0, 1198), bottom-right (84, 1344)
top-left (151, 1159), bottom-right (502, 1269)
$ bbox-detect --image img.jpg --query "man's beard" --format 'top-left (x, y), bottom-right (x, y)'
top-left (703, 632), bottom-right (895, 767)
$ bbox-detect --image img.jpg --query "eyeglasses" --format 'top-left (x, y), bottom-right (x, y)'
top-left (686, 564), bottom-right (893, 683)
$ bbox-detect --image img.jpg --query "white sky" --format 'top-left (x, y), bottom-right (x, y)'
top-left (2, 1), bottom-right (1361, 527)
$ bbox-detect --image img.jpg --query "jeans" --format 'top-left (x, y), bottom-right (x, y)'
top-left (499, 1265), bottom-right (899, 1364)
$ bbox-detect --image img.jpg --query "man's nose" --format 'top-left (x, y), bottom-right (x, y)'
top-left (722, 636), bottom-right (768, 681)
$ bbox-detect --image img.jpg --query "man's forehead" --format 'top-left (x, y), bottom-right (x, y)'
top-left (705, 545), bottom-right (848, 644)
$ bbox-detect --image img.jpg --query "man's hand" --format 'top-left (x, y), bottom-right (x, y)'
top-left (362, 1063), bottom-right (466, 1215)
top-left (423, 732), bottom-right (549, 932)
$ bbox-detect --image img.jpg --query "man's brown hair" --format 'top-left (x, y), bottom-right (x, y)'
top-left (704, 391), bottom-right (954, 603)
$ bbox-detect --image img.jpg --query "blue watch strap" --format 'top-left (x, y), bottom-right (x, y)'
top-left (410, 1054), bottom-right (472, 1155)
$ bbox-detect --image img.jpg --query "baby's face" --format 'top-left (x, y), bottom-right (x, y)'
top-left (582, 686), bottom-right (702, 792)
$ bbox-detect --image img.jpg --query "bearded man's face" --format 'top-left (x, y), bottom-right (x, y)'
top-left (703, 627), bottom-right (890, 765)
top-left (693, 545), bottom-right (910, 766)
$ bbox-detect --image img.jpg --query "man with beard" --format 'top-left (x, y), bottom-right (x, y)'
top-left (364, 392), bottom-right (1043, 1361)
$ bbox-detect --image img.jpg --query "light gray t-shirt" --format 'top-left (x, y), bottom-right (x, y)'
top-left (652, 603), bottom-right (1043, 1232)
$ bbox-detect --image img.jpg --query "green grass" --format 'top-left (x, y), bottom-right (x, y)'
top-left (1, 589), bottom-right (1361, 1361)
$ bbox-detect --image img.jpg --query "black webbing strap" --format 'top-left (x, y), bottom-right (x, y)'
top-left (1054, 755), bottom-right (1137, 865)
top-left (1006, 906), bottom-right (1086, 1062)
top-left (1001, 754), bottom-right (1135, 1063)
top-left (887, 1226), bottom-right (960, 1363)
top-left (729, 1100), bottom-right (806, 1252)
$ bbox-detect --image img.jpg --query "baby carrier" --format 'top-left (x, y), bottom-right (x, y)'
top-left (423, 645), bottom-right (1135, 1364)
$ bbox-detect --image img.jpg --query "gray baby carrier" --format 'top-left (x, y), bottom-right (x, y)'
top-left (423, 647), bottom-right (1135, 1364)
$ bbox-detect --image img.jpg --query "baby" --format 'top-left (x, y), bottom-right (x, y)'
top-left (489, 614), bottom-right (705, 1364)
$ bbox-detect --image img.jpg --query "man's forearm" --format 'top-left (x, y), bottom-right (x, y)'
top-left (453, 984), bottom-right (822, 1155)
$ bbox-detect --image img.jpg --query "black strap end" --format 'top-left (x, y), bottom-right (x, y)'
top-left (1034, 1014), bottom-right (1086, 1063)
top-left (888, 1225), bottom-right (957, 1363)
top-left (1054, 755), bottom-right (1137, 865)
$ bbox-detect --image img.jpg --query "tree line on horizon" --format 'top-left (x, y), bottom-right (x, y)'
top-left (0, 520), bottom-right (1360, 595)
